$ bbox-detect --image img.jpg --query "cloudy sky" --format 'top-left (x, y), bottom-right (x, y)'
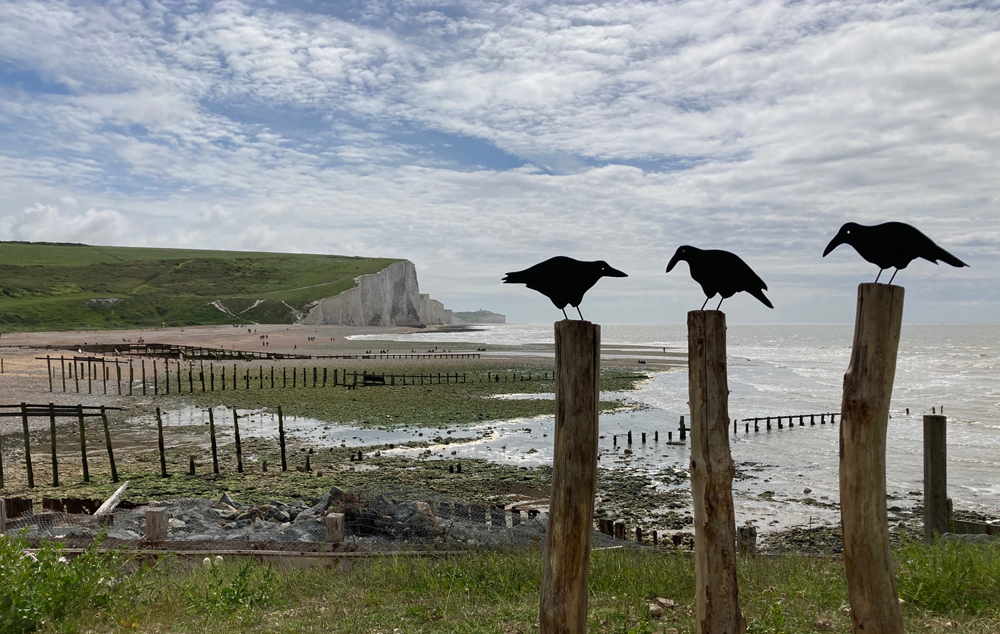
top-left (1, 0), bottom-right (997, 324)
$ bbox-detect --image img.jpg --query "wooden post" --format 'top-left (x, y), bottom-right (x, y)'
top-left (323, 367), bottom-right (327, 386)
top-left (539, 320), bottom-right (600, 634)
top-left (145, 508), bottom-right (168, 542)
top-left (165, 360), bottom-right (170, 394)
top-left (190, 363), bottom-right (195, 393)
top-left (923, 414), bottom-right (948, 541)
top-left (688, 310), bottom-right (744, 634)
top-left (141, 360), bottom-right (146, 395)
top-left (259, 365), bottom-right (263, 389)
top-left (61, 356), bottom-right (67, 392)
top-left (737, 526), bottom-right (757, 557)
top-left (156, 407), bottom-right (168, 478)
top-left (325, 513), bottom-right (345, 542)
top-left (100, 406), bottom-right (118, 483)
top-left (208, 408), bottom-right (219, 474)
top-left (839, 283), bottom-right (905, 634)
top-left (20, 403), bottom-right (34, 488)
top-left (77, 405), bottom-right (89, 482)
top-left (49, 403), bottom-right (58, 487)
top-left (153, 360), bottom-right (158, 395)
top-left (88, 361), bottom-right (92, 394)
top-left (102, 358), bottom-right (107, 394)
top-left (176, 360), bottom-right (181, 393)
top-left (233, 409), bottom-right (243, 473)
top-left (283, 367), bottom-right (287, 387)
top-left (278, 406), bottom-right (287, 471)
top-left (47, 356), bottom-right (53, 391)
top-left (116, 363), bottom-right (121, 395)
top-left (75, 361), bottom-right (80, 393)
top-left (271, 366), bottom-right (274, 388)
top-left (129, 361), bottom-right (133, 396)
top-left (211, 363), bottom-right (215, 391)
top-left (221, 364), bottom-right (226, 391)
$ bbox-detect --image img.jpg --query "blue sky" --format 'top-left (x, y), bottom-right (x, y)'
top-left (1, 0), bottom-right (997, 323)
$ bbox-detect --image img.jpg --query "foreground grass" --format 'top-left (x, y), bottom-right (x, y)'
top-left (7, 537), bottom-right (1000, 634)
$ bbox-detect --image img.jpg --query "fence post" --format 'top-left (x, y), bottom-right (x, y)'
top-left (145, 508), bottom-right (169, 542)
top-left (153, 360), bottom-right (158, 395)
top-left (77, 405), bottom-right (89, 482)
top-left (20, 403), bottom-right (34, 488)
top-left (61, 356), bottom-right (67, 392)
top-left (325, 513), bottom-right (345, 542)
top-left (116, 363), bottom-right (121, 395)
top-left (737, 525), bottom-right (757, 557)
top-left (156, 407), bottom-right (168, 478)
top-left (278, 405), bottom-right (287, 471)
top-left (923, 414), bottom-right (948, 541)
top-left (165, 360), bottom-right (171, 395)
top-left (47, 356), bottom-right (53, 391)
top-left (539, 320), bottom-right (600, 634)
top-left (688, 310), bottom-right (744, 634)
top-left (233, 409), bottom-right (243, 473)
top-left (49, 403), bottom-right (58, 487)
top-left (100, 406), bottom-right (118, 483)
top-left (839, 283), bottom-right (905, 634)
top-left (208, 408), bottom-right (219, 475)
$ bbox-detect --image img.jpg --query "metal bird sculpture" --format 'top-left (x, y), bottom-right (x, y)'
top-left (823, 221), bottom-right (968, 284)
top-left (502, 256), bottom-right (628, 320)
top-left (666, 246), bottom-right (773, 310)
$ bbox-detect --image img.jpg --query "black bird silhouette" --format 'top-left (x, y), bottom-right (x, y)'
top-left (502, 256), bottom-right (627, 319)
top-left (823, 222), bottom-right (968, 284)
top-left (666, 246), bottom-right (773, 310)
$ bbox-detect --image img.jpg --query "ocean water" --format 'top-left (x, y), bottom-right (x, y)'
top-left (349, 323), bottom-right (1000, 527)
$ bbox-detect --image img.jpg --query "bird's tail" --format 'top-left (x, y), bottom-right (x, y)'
top-left (502, 271), bottom-right (527, 284)
top-left (931, 245), bottom-right (969, 268)
top-left (749, 288), bottom-right (774, 309)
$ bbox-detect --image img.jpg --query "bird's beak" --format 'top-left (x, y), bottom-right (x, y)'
top-left (666, 253), bottom-right (681, 273)
top-left (822, 234), bottom-right (844, 258)
top-left (604, 266), bottom-right (628, 278)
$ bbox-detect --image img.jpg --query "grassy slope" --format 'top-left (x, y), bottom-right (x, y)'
top-left (0, 242), bottom-right (398, 331)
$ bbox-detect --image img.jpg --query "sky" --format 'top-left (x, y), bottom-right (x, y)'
top-left (1, 0), bottom-right (997, 324)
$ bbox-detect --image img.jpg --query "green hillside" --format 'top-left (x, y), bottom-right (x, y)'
top-left (0, 242), bottom-right (399, 331)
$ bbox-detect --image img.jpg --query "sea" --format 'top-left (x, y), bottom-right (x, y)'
top-left (345, 323), bottom-right (1000, 529)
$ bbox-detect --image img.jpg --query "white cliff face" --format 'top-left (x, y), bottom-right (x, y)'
top-left (299, 260), bottom-right (447, 327)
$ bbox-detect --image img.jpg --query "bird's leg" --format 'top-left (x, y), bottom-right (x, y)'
top-left (562, 308), bottom-right (569, 320)
top-left (700, 297), bottom-right (710, 311)
top-left (716, 297), bottom-right (724, 310)
top-left (887, 269), bottom-right (898, 285)
top-left (874, 269), bottom-right (883, 284)
top-left (576, 306), bottom-right (585, 320)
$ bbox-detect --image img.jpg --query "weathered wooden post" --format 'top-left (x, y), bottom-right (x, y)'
top-left (141, 360), bottom-right (146, 396)
top-left (153, 360), bottom-right (158, 395)
top-left (116, 363), bottom-right (121, 395)
top-left (61, 356), bottom-right (67, 392)
top-left (20, 403), bottom-right (34, 488)
top-left (688, 311), bottom-right (745, 634)
top-left (278, 405), bottom-right (287, 471)
top-left (145, 508), bottom-right (169, 542)
top-left (49, 403), bottom-right (58, 487)
top-left (77, 405), bottom-right (89, 482)
top-left (325, 513), bottom-right (345, 543)
top-left (165, 360), bottom-right (171, 394)
top-left (539, 320), bottom-right (600, 634)
top-left (100, 406), bottom-right (118, 483)
top-left (208, 408), bottom-right (220, 475)
top-left (839, 283), bottom-right (905, 634)
top-left (156, 407), bottom-right (168, 478)
top-left (737, 525), bottom-right (757, 557)
top-left (923, 414), bottom-right (948, 541)
top-left (47, 356), bottom-right (53, 391)
top-left (233, 409), bottom-right (243, 473)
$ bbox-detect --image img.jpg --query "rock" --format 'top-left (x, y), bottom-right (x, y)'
top-left (266, 507), bottom-right (291, 523)
top-left (803, 488), bottom-right (812, 494)
top-left (655, 597), bottom-right (675, 608)
top-left (889, 506), bottom-right (902, 513)
top-left (218, 493), bottom-right (242, 509)
top-left (648, 603), bottom-right (663, 619)
top-left (310, 493), bottom-right (333, 513)
top-left (168, 518), bottom-right (186, 528)
top-left (329, 486), bottom-right (345, 500)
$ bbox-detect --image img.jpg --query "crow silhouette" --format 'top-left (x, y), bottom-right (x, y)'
top-left (666, 246), bottom-right (773, 310)
top-left (823, 222), bottom-right (968, 284)
top-left (502, 256), bottom-right (627, 320)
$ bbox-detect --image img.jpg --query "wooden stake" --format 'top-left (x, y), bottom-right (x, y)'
top-left (49, 403), bottom-right (58, 487)
top-left (156, 407), bottom-right (168, 478)
top-left (116, 363), bottom-right (121, 395)
top-left (101, 406), bottom-right (118, 483)
top-left (129, 361), bottom-right (133, 396)
top-left (165, 360), bottom-right (170, 394)
top-left (47, 356), bottom-right (53, 392)
top-left (923, 414), bottom-right (948, 541)
top-left (278, 405), bottom-right (287, 471)
top-left (687, 310), bottom-right (744, 634)
top-left (20, 403), bottom-right (34, 488)
top-left (145, 508), bottom-right (168, 542)
top-left (208, 408), bottom-right (219, 475)
top-left (839, 283), bottom-right (905, 634)
top-left (189, 362), bottom-right (194, 393)
top-left (153, 360), bottom-right (158, 395)
top-left (61, 356), bottom-right (67, 392)
top-left (78, 405), bottom-right (89, 482)
top-left (233, 409), bottom-right (243, 473)
top-left (539, 320), bottom-right (600, 634)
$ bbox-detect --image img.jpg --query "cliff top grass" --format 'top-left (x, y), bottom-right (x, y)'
top-left (0, 241), bottom-right (399, 331)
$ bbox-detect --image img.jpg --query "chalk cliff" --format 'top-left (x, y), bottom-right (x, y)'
top-left (299, 260), bottom-right (448, 327)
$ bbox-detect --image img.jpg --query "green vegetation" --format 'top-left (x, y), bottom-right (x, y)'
top-left (0, 241), bottom-right (398, 331)
top-left (6, 538), bottom-right (1000, 633)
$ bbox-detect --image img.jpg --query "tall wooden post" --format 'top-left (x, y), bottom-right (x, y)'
top-left (141, 360), bottom-right (146, 396)
top-left (77, 405), bottom-right (89, 482)
top-left (165, 360), bottom-right (170, 394)
top-left (101, 406), bottom-right (118, 482)
top-left (21, 403), bottom-right (34, 488)
top-left (923, 414), bottom-right (948, 541)
top-left (278, 405), bottom-right (287, 472)
top-left (49, 403), bottom-right (59, 487)
top-left (156, 407), bottom-right (168, 478)
top-left (153, 360), bottom-right (158, 395)
top-left (47, 356), bottom-right (53, 391)
top-left (839, 283), bottom-right (905, 634)
top-left (129, 361), bottom-right (133, 396)
top-left (688, 311), bottom-right (745, 634)
top-left (116, 363), bottom-right (121, 395)
top-left (233, 409), bottom-right (243, 473)
top-left (208, 408), bottom-right (220, 474)
top-left (539, 320), bottom-right (600, 634)
top-left (61, 356), bottom-right (67, 392)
